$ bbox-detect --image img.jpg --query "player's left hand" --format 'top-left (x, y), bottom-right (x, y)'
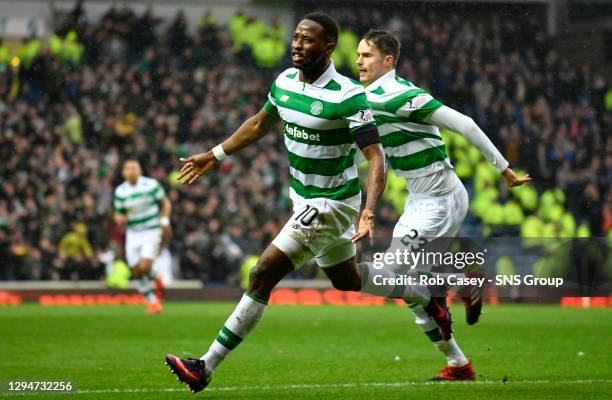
top-left (502, 167), bottom-right (532, 187)
top-left (351, 209), bottom-right (375, 244)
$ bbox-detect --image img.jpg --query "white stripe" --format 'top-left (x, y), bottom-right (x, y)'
top-left (6, 379), bottom-right (608, 397)
top-left (122, 196), bottom-right (156, 209)
top-left (284, 137), bottom-right (354, 159)
top-left (289, 165), bottom-right (358, 189)
top-left (384, 138), bottom-right (445, 157)
top-left (267, 93), bottom-right (277, 106)
top-left (275, 77), bottom-right (346, 103)
top-left (368, 86), bottom-right (421, 103)
top-left (396, 93), bottom-right (434, 116)
top-left (377, 121), bottom-right (440, 136)
top-left (277, 106), bottom-right (348, 130)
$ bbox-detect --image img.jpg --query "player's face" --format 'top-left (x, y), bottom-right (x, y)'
top-left (122, 161), bottom-right (142, 184)
top-left (356, 39), bottom-right (393, 84)
top-left (291, 19), bottom-right (334, 70)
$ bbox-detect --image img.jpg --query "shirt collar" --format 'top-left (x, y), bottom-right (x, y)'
top-left (366, 69), bottom-right (396, 92)
top-left (296, 60), bottom-right (336, 88)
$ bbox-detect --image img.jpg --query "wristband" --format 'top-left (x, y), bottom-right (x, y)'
top-left (160, 216), bottom-right (170, 226)
top-left (212, 144), bottom-right (228, 161)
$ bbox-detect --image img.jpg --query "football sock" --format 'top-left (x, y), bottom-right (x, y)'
top-left (434, 338), bottom-right (469, 367)
top-left (201, 293), bottom-right (267, 372)
top-left (358, 262), bottom-right (431, 305)
top-left (408, 302), bottom-right (468, 367)
top-left (135, 277), bottom-right (157, 304)
top-left (408, 303), bottom-right (443, 341)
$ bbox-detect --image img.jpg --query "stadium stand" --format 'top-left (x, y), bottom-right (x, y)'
top-left (0, 4), bottom-right (609, 283)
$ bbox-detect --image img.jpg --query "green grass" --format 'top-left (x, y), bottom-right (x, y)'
top-left (1, 303), bottom-right (611, 399)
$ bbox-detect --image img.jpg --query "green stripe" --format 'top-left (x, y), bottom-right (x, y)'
top-left (374, 114), bottom-right (412, 125)
top-left (272, 86), bottom-right (339, 119)
top-left (215, 326), bottom-right (243, 350)
top-left (395, 76), bottom-right (413, 86)
top-left (338, 92), bottom-right (371, 118)
top-left (264, 99), bottom-right (278, 116)
top-left (272, 86), bottom-right (370, 120)
top-left (283, 122), bottom-right (353, 146)
top-left (287, 148), bottom-right (356, 176)
top-left (369, 88), bottom-right (426, 113)
top-left (115, 186), bottom-right (159, 201)
top-left (387, 145), bottom-right (448, 171)
top-left (407, 303), bottom-right (419, 309)
top-left (324, 79), bottom-right (341, 91)
top-left (407, 98), bottom-right (443, 123)
top-left (290, 177), bottom-right (360, 200)
top-left (115, 208), bottom-right (127, 213)
top-left (245, 292), bottom-right (268, 305)
top-left (425, 328), bottom-right (443, 342)
top-left (127, 213), bottom-right (159, 226)
top-left (380, 131), bottom-right (443, 148)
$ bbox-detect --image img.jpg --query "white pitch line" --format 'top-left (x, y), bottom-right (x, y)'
top-left (1, 379), bottom-right (611, 396)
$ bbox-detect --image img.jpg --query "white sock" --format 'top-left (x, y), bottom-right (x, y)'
top-left (135, 277), bottom-right (157, 304)
top-left (358, 262), bottom-right (431, 305)
top-left (201, 293), bottom-right (267, 371)
top-left (410, 304), bottom-right (440, 335)
top-left (434, 338), bottom-right (469, 367)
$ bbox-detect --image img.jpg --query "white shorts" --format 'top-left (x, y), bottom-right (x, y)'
top-left (387, 182), bottom-right (469, 272)
top-left (272, 198), bottom-right (358, 268)
top-left (125, 229), bottom-right (162, 268)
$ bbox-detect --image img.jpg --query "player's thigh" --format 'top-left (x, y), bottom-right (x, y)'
top-left (139, 230), bottom-right (162, 260)
top-left (389, 191), bottom-right (463, 272)
top-left (124, 238), bottom-right (141, 268)
top-left (274, 199), bottom-right (357, 268)
top-left (444, 183), bottom-right (469, 237)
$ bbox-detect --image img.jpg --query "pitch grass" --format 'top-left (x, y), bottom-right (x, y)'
top-left (1, 303), bottom-right (610, 399)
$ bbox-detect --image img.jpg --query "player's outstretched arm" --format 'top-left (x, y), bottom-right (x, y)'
top-left (178, 108), bottom-right (280, 184)
top-left (427, 105), bottom-right (531, 187)
top-left (160, 197), bottom-right (172, 238)
top-left (351, 142), bottom-right (387, 244)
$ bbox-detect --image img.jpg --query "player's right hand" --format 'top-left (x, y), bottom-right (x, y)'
top-left (178, 152), bottom-right (218, 184)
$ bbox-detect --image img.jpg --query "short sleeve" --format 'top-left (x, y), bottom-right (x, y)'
top-left (395, 92), bottom-right (444, 124)
top-left (114, 190), bottom-right (126, 213)
top-left (154, 182), bottom-right (166, 201)
top-left (339, 89), bottom-right (375, 132)
top-left (264, 80), bottom-right (278, 116)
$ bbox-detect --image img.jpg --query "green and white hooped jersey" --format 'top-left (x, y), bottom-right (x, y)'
top-left (264, 62), bottom-right (376, 210)
top-left (114, 176), bottom-right (166, 232)
top-left (366, 69), bottom-right (452, 179)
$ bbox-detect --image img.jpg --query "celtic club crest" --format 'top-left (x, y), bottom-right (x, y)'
top-left (310, 101), bottom-right (323, 115)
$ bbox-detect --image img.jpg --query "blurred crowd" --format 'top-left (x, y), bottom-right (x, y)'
top-left (0, 3), bottom-right (609, 282)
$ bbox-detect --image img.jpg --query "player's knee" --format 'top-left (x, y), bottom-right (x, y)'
top-left (131, 266), bottom-right (142, 278)
top-left (248, 262), bottom-right (270, 289)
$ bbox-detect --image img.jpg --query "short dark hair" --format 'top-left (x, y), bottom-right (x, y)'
top-left (303, 12), bottom-right (339, 44)
top-left (362, 29), bottom-right (401, 66)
